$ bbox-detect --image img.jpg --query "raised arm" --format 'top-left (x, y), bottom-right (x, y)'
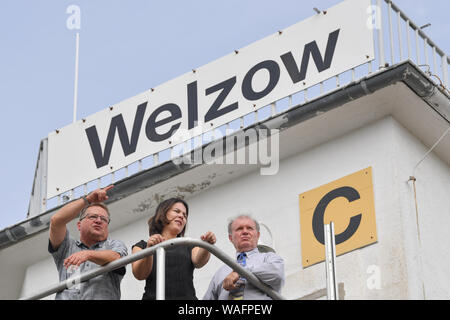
top-left (191, 231), bottom-right (216, 268)
top-left (49, 185), bottom-right (113, 250)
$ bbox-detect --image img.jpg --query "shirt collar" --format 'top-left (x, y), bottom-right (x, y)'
top-left (76, 238), bottom-right (107, 249)
top-left (236, 247), bottom-right (259, 258)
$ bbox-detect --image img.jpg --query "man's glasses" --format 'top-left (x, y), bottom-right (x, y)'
top-left (80, 213), bottom-right (110, 224)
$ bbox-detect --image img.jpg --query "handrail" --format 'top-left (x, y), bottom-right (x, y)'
top-left (384, 0), bottom-right (449, 63)
top-left (20, 237), bottom-right (285, 300)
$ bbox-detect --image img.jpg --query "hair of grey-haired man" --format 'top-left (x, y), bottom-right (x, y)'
top-left (227, 214), bottom-right (260, 235)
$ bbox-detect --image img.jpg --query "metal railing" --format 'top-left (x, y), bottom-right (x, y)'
top-left (324, 222), bottom-right (338, 300)
top-left (20, 237), bottom-right (285, 300)
top-left (375, 0), bottom-right (449, 87)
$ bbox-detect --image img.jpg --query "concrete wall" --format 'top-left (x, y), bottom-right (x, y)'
top-left (20, 116), bottom-right (450, 299)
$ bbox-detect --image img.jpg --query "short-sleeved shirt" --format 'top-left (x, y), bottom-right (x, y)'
top-left (133, 240), bottom-right (197, 300)
top-left (48, 231), bottom-right (128, 300)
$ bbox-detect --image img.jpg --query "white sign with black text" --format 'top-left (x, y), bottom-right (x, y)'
top-left (47, 0), bottom-right (374, 198)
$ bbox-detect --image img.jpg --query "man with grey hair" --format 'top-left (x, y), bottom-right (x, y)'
top-left (203, 214), bottom-right (285, 300)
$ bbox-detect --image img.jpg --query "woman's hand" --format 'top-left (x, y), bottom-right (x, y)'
top-left (146, 234), bottom-right (165, 247)
top-left (201, 231), bottom-right (216, 245)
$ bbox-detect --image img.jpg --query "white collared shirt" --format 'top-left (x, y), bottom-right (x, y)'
top-left (203, 247), bottom-right (285, 300)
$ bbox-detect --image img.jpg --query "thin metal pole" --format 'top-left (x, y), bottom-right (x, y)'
top-left (387, 1), bottom-right (394, 64)
top-left (156, 247), bottom-right (166, 300)
top-left (73, 32), bottom-right (80, 123)
top-left (442, 55), bottom-right (449, 88)
top-left (376, 0), bottom-right (385, 68)
top-left (415, 29), bottom-right (420, 65)
top-left (397, 11), bottom-right (403, 61)
top-left (324, 222), bottom-right (338, 300)
top-left (432, 47), bottom-right (438, 74)
top-left (406, 20), bottom-right (411, 59)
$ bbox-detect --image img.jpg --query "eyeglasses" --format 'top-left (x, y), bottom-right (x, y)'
top-left (80, 213), bottom-right (110, 224)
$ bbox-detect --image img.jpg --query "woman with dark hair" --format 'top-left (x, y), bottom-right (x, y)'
top-left (131, 198), bottom-right (216, 300)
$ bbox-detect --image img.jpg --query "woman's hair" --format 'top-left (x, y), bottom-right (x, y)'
top-left (148, 198), bottom-right (189, 237)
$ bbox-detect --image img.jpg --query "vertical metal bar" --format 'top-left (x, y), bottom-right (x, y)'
top-left (432, 47), bottom-right (438, 74)
top-left (271, 102), bottom-right (276, 117)
top-left (288, 95), bottom-right (292, 108)
top-left (73, 33), bottom-right (80, 123)
top-left (387, 1), bottom-right (395, 64)
top-left (324, 222), bottom-right (338, 300)
top-left (415, 29), bottom-right (420, 64)
top-left (156, 247), bottom-right (166, 300)
top-left (442, 55), bottom-right (449, 88)
top-left (154, 153), bottom-right (159, 166)
top-left (41, 138), bottom-right (49, 213)
top-left (406, 20), bottom-right (411, 59)
top-left (376, 0), bottom-right (385, 68)
top-left (397, 11), bottom-right (403, 61)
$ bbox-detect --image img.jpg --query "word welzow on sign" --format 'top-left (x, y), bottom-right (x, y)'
top-left (47, 0), bottom-right (374, 199)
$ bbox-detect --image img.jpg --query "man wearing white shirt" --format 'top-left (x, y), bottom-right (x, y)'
top-left (203, 215), bottom-right (285, 300)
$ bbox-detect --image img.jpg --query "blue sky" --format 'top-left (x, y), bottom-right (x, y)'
top-left (0, 0), bottom-right (449, 230)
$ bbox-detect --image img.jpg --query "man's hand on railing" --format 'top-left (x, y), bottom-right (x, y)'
top-left (222, 271), bottom-right (241, 291)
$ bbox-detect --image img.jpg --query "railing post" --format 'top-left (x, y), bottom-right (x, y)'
top-left (156, 247), bottom-right (165, 300)
top-left (324, 222), bottom-right (338, 300)
top-left (376, 0), bottom-right (385, 68)
top-left (442, 55), bottom-right (449, 88)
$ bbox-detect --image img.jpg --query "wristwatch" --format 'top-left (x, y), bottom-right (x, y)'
top-left (82, 196), bottom-right (91, 206)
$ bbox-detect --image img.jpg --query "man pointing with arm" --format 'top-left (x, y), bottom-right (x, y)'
top-left (48, 185), bottom-right (127, 300)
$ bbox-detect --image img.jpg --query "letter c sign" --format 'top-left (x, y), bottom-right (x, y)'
top-left (299, 167), bottom-right (377, 267)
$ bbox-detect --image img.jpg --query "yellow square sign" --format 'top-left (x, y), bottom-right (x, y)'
top-left (299, 167), bottom-right (377, 267)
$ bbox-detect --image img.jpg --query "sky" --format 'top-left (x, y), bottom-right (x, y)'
top-left (0, 0), bottom-right (449, 230)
